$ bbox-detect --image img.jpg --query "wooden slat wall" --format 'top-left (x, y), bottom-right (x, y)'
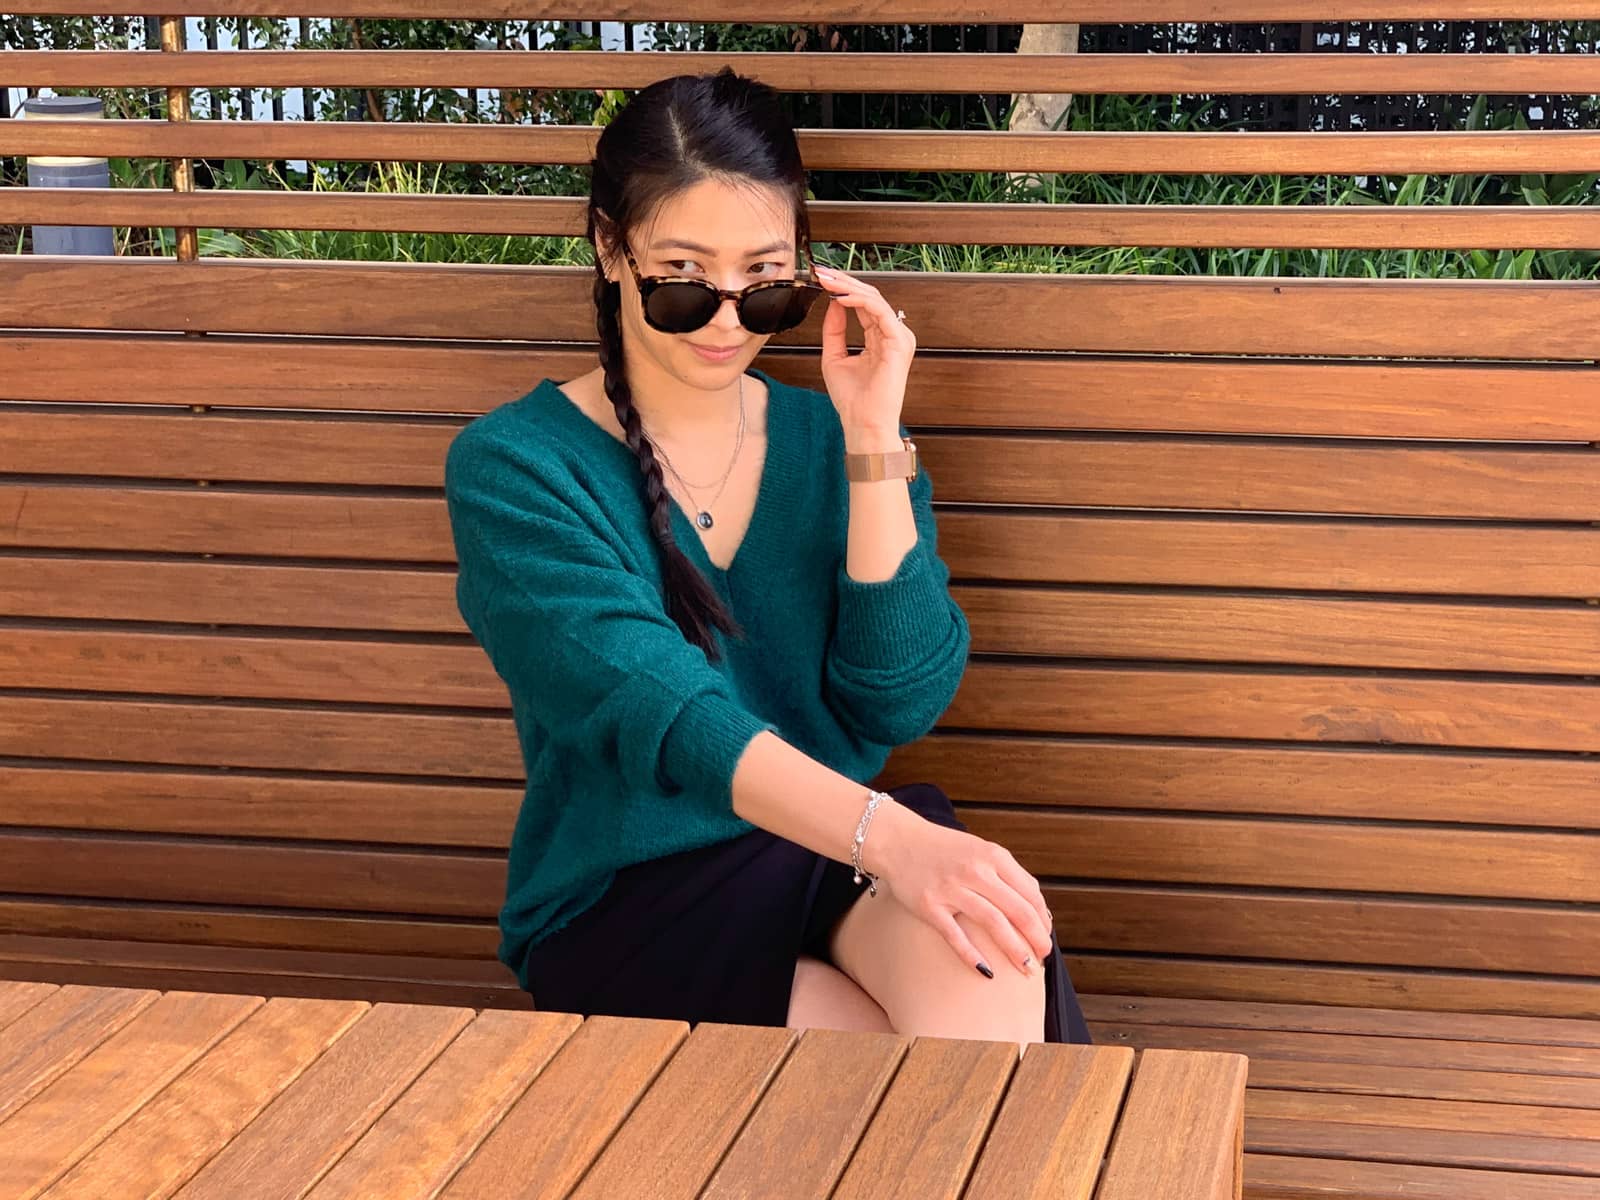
top-left (1, 10), bottom-right (1597, 1016)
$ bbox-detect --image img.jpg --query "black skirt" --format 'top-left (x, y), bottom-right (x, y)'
top-left (520, 781), bottom-right (1092, 1044)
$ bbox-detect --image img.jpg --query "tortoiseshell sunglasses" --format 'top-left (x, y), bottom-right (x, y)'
top-left (620, 241), bottom-right (832, 335)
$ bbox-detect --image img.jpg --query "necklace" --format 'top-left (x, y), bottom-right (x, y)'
top-left (641, 374), bottom-right (745, 531)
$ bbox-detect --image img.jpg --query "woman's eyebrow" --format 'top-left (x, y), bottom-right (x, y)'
top-left (648, 238), bottom-right (791, 257)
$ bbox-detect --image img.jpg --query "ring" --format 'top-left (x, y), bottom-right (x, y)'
top-left (895, 309), bottom-right (907, 323)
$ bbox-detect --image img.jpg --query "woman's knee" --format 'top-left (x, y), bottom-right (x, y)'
top-left (831, 888), bottom-right (1044, 1047)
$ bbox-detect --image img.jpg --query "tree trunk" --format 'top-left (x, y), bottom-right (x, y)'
top-left (1006, 24), bottom-right (1079, 186)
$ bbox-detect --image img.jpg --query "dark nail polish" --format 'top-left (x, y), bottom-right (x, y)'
top-left (976, 962), bottom-right (994, 979)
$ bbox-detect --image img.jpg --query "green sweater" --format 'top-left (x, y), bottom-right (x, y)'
top-left (444, 366), bottom-right (970, 990)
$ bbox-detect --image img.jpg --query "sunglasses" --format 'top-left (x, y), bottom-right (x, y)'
top-left (619, 241), bottom-right (830, 336)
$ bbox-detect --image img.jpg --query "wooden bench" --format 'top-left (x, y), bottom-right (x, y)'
top-left (2, 5), bottom-right (1598, 1197)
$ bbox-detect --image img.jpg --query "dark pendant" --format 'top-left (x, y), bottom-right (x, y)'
top-left (696, 511), bottom-right (714, 530)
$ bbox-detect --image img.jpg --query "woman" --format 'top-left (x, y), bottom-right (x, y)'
top-left (444, 68), bottom-right (1091, 1050)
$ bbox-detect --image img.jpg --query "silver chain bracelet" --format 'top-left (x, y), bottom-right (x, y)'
top-left (851, 788), bottom-right (890, 897)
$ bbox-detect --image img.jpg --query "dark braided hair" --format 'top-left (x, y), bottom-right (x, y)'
top-left (585, 68), bottom-right (814, 665)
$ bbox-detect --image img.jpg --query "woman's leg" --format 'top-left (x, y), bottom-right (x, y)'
top-left (826, 879), bottom-right (1046, 1054)
top-left (786, 953), bottom-right (896, 1033)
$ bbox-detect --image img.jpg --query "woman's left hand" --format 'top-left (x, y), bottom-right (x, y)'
top-left (815, 264), bottom-right (916, 437)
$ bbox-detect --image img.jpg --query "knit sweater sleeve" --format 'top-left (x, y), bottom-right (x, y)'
top-left (445, 422), bottom-right (776, 811)
top-left (822, 435), bottom-right (972, 748)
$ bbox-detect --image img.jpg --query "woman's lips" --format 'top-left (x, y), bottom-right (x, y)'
top-left (689, 342), bottom-right (741, 361)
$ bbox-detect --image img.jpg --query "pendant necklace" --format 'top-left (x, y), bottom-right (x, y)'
top-left (642, 374), bottom-right (745, 531)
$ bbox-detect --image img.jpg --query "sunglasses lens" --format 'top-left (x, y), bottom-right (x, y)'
top-left (644, 283), bottom-right (719, 333)
top-left (740, 285), bottom-right (817, 335)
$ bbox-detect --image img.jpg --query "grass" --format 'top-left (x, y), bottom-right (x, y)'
top-left (26, 92), bottom-right (1600, 279)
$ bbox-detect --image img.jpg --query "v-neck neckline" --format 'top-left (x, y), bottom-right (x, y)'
top-left (533, 367), bottom-right (789, 580)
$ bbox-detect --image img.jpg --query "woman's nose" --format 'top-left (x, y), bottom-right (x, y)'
top-left (709, 294), bottom-right (743, 329)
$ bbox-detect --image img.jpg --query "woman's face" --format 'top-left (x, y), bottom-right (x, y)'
top-left (600, 176), bottom-right (799, 388)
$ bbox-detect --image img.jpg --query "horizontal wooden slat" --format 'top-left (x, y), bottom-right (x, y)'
top-left (7, 336), bottom-right (1597, 442)
top-left (1068, 955), bottom-right (1600, 1022)
top-left (0, 627), bottom-right (506, 708)
top-left (0, 831), bottom-right (501, 917)
top-left (7, 562), bottom-right (1596, 675)
top-left (8, 409), bottom-right (1598, 520)
top-left (1245, 1113), bottom-right (1600, 1179)
top-left (0, 899), bottom-right (498, 960)
top-left (12, 187), bottom-right (1600, 252)
top-left (0, 695), bottom-right (521, 777)
top-left (11, 119), bottom-right (1600, 175)
top-left (7, 259), bottom-right (1598, 360)
top-left (1081, 995), bottom-right (1600, 1048)
top-left (1060, 886), bottom-right (1600, 977)
top-left (1234, 1061), bottom-right (1600, 1110)
top-left (927, 436), bottom-right (1600, 520)
top-left (888, 736), bottom-right (1600, 829)
top-left (3, 634), bottom-right (1596, 750)
top-left (0, 765), bottom-right (516, 846)
top-left (0, 934), bottom-right (528, 1009)
top-left (3, 889), bottom-right (1574, 992)
top-left (0, 557), bottom-right (460, 631)
top-left (16, 48), bottom-right (1600, 97)
top-left (940, 513), bottom-right (1600, 597)
top-left (14, 888), bottom-right (1558, 990)
top-left (1094, 944), bottom-right (1593, 1025)
top-left (1244, 1151), bottom-right (1599, 1200)
top-left (13, 1), bottom-right (1599, 21)
top-left (943, 664), bottom-right (1600, 753)
top-left (1090, 1022), bottom-right (1600, 1078)
top-left (4, 738), bottom-right (1596, 845)
top-left (0, 409), bottom-right (464, 486)
top-left (963, 810), bottom-right (1600, 902)
top-left (957, 590), bottom-right (1600, 675)
top-left (9, 800), bottom-right (1587, 908)
top-left (0, 484), bottom-right (453, 559)
top-left (6, 488), bottom-right (1599, 597)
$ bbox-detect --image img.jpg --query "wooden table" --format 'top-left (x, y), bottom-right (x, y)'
top-left (1, 981), bottom-right (1247, 1199)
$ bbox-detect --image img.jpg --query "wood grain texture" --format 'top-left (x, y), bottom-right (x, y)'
top-left (9, 119), bottom-right (1600, 177)
top-left (16, 47), bottom-right (1600, 98)
top-left (1097, 1049), bottom-right (1249, 1200)
top-left (7, 337), bottom-right (1598, 441)
top-left (0, 991), bottom-right (260, 1200)
top-left (4, 260), bottom-right (1599, 360)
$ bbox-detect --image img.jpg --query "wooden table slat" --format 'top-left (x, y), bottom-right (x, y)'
top-left (40, 996), bottom-right (370, 1200)
top-left (961, 1043), bottom-right (1135, 1200)
top-left (1096, 1048), bottom-right (1249, 1200)
top-left (568, 1022), bottom-right (799, 1200)
top-left (0, 991), bottom-right (260, 1200)
top-left (170, 1001), bottom-right (474, 1200)
top-left (699, 1026), bottom-right (908, 1199)
top-left (0, 981), bottom-right (61, 1036)
top-left (0, 985), bottom-right (159, 1125)
top-left (305, 1007), bottom-right (579, 1200)
top-left (830, 1038), bottom-right (1025, 1200)
top-left (436, 1013), bottom-right (681, 1199)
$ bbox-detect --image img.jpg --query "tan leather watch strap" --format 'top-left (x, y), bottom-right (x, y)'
top-left (844, 436), bottom-right (918, 482)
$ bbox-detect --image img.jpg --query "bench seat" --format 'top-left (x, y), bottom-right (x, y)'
top-left (1086, 995), bottom-right (1600, 1199)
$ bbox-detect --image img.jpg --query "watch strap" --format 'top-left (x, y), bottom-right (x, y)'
top-left (844, 436), bottom-right (918, 482)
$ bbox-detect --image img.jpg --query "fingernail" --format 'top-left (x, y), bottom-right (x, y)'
top-left (976, 962), bottom-right (994, 979)
top-left (1020, 955), bottom-right (1033, 973)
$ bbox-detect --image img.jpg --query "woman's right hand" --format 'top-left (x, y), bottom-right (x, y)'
top-left (869, 803), bottom-right (1056, 978)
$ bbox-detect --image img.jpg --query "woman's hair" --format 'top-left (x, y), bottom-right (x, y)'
top-left (584, 67), bottom-right (813, 665)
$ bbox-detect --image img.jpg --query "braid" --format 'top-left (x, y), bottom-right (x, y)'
top-left (593, 267), bottom-right (747, 664)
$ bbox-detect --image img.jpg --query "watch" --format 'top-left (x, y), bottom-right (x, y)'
top-left (844, 436), bottom-right (918, 483)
